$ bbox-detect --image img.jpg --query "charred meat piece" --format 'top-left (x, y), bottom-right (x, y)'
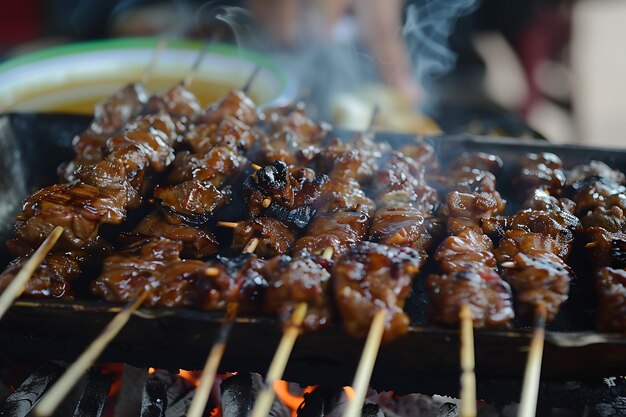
top-left (443, 191), bottom-right (505, 223)
top-left (201, 90), bottom-right (258, 126)
top-left (91, 238), bottom-right (207, 307)
top-left (318, 177), bottom-right (376, 217)
top-left (375, 152), bottom-right (440, 212)
top-left (368, 206), bottom-right (432, 253)
top-left (565, 175), bottom-right (626, 214)
top-left (484, 209), bottom-right (580, 258)
top-left (0, 254), bottom-right (80, 299)
top-left (434, 227), bottom-right (497, 274)
top-left (231, 217), bottom-right (295, 258)
top-left (167, 147), bottom-right (247, 188)
top-left (131, 210), bottom-right (219, 258)
top-left (514, 153), bottom-right (566, 197)
top-left (8, 184), bottom-right (127, 256)
top-left (294, 210), bottom-right (371, 257)
top-left (426, 268), bottom-right (514, 328)
top-left (333, 242), bottom-right (423, 342)
top-left (147, 84), bottom-right (203, 119)
top-left (257, 129), bottom-right (320, 166)
top-left (200, 254), bottom-right (268, 312)
top-left (581, 206), bottom-right (626, 233)
top-left (263, 255), bottom-right (332, 331)
top-left (500, 252), bottom-right (571, 322)
top-left (244, 160), bottom-right (329, 228)
top-left (185, 117), bottom-right (257, 154)
top-left (583, 227), bottom-right (626, 269)
top-left (264, 103), bottom-right (329, 144)
top-left (154, 181), bottom-right (231, 224)
top-left (568, 160), bottom-right (626, 185)
top-left (595, 267), bottom-right (626, 332)
top-left (448, 152), bottom-right (503, 175)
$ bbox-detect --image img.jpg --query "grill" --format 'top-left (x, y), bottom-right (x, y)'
top-left (1, 113), bottom-right (626, 416)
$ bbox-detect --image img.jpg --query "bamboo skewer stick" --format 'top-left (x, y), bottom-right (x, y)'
top-left (0, 226), bottom-right (64, 321)
top-left (250, 302), bottom-right (308, 417)
top-left (251, 163), bottom-right (262, 171)
top-left (34, 292), bottom-right (148, 417)
top-left (262, 198), bottom-right (272, 208)
top-left (517, 302), bottom-right (547, 417)
top-left (182, 41), bottom-right (213, 88)
top-left (187, 302), bottom-right (239, 417)
top-left (341, 309), bottom-right (387, 417)
top-left (459, 304), bottom-right (477, 417)
top-left (140, 40), bottom-right (168, 86)
top-left (242, 64), bottom-right (261, 94)
top-left (321, 247), bottom-right (334, 261)
top-left (217, 221), bottom-right (239, 229)
top-left (242, 238), bottom-right (259, 254)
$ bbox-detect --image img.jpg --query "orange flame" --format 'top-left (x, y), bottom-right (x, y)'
top-left (343, 386), bottom-right (355, 401)
top-left (274, 381), bottom-right (317, 417)
top-left (178, 369), bottom-right (201, 387)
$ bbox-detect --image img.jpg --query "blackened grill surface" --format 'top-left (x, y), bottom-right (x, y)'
top-left (2, 113), bottom-right (626, 385)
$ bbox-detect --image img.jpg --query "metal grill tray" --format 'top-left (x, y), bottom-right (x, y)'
top-left (1, 113), bottom-right (626, 395)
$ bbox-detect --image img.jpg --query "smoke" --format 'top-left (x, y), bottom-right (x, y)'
top-left (402, 0), bottom-right (479, 83)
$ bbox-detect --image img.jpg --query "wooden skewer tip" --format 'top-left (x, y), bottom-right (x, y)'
top-left (0, 226), bottom-right (64, 321)
top-left (251, 163), bottom-right (262, 171)
top-left (501, 261), bottom-right (516, 269)
top-left (34, 292), bottom-right (147, 417)
top-left (585, 242), bottom-right (597, 249)
top-left (262, 198), bottom-right (272, 208)
top-left (341, 309), bottom-right (387, 417)
top-left (459, 304), bottom-right (476, 417)
top-left (204, 267), bottom-right (221, 276)
top-left (217, 221), bottom-right (239, 229)
top-left (321, 247), bottom-right (334, 261)
top-left (243, 238), bottom-right (259, 254)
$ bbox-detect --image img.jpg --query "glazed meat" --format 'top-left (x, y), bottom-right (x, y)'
top-left (263, 255), bottom-right (332, 331)
top-left (167, 147), bottom-right (247, 188)
top-left (91, 238), bottom-right (207, 307)
top-left (154, 181), bottom-right (232, 223)
top-left (565, 174), bottom-right (626, 214)
top-left (447, 152), bottom-right (503, 175)
top-left (333, 242), bottom-right (423, 342)
top-left (185, 116), bottom-right (257, 154)
top-left (131, 210), bottom-right (219, 258)
top-left (318, 177), bottom-right (376, 217)
top-left (0, 255), bottom-right (80, 299)
top-left (263, 101), bottom-right (329, 145)
top-left (368, 206), bottom-right (432, 253)
top-left (500, 252), bottom-right (571, 321)
top-left (8, 183), bottom-right (126, 256)
top-left (231, 217), bottom-right (295, 258)
top-left (200, 89), bottom-right (258, 126)
top-left (426, 268), bottom-right (514, 328)
top-left (595, 267), bottom-right (626, 332)
top-left (199, 254), bottom-right (268, 312)
top-left (513, 152), bottom-right (566, 197)
top-left (583, 227), bottom-right (626, 269)
top-left (568, 161), bottom-right (626, 185)
top-left (243, 160), bottom-right (329, 228)
top-left (581, 206), bottom-right (626, 233)
top-left (294, 210), bottom-right (371, 257)
top-left (444, 191), bottom-right (505, 223)
top-left (434, 227), bottom-right (497, 274)
top-left (257, 130), bottom-right (320, 166)
top-left (375, 152), bottom-right (439, 212)
top-left (147, 83), bottom-right (203, 119)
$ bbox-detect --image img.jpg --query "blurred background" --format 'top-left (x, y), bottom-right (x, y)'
top-left (0, 0), bottom-right (623, 147)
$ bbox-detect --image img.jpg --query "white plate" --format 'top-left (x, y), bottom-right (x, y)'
top-left (0, 38), bottom-right (296, 113)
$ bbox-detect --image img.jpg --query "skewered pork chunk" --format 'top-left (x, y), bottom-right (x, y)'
top-left (565, 174), bottom-right (626, 214)
top-left (595, 267), bottom-right (626, 332)
top-left (368, 206), bottom-right (432, 253)
top-left (154, 181), bottom-right (232, 224)
top-left (426, 268), bottom-right (514, 328)
top-left (583, 227), bottom-right (626, 269)
top-left (147, 83), bottom-right (203, 119)
top-left (198, 254), bottom-right (268, 312)
top-left (244, 160), bottom-right (329, 228)
top-left (500, 252), bottom-right (571, 322)
top-left (581, 206), bottom-right (626, 233)
top-left (0, 254), bottom-right (80, 299)
top-left (257, 130), bottom-right (320, 166)
top-left (131, 210), bottom-right (219, 258)
top-left (200, 89), bottom-right (258, 126)
top-left (231, 217), bottom-right (295, 258)
top-left (185, 116), bottom-right (257, 154)
top-left (434, 226), bottom-right (497, 274)
top-left (91, 238), bottom-right (207, 307)
top-left (448, 152), bottom-right (503, 175)
top-left (513, 152), bottom-right (566, 197)
top-left (294, 210), bottom-right (370, 257)
top-left (263, 101), bottom-right (329, 144)
top-left (167, 147), bottom-right (247, 188)
top-left (263, 255), bottom-right (332, 331)
top-left (8, 183), bottom-right (126, 256)
top-left (333, 242), bottom-right (424, 342)
top-left (568, 160), bottom-right (626, 185)
top-left (318, 177), bottom-right (376, 217)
